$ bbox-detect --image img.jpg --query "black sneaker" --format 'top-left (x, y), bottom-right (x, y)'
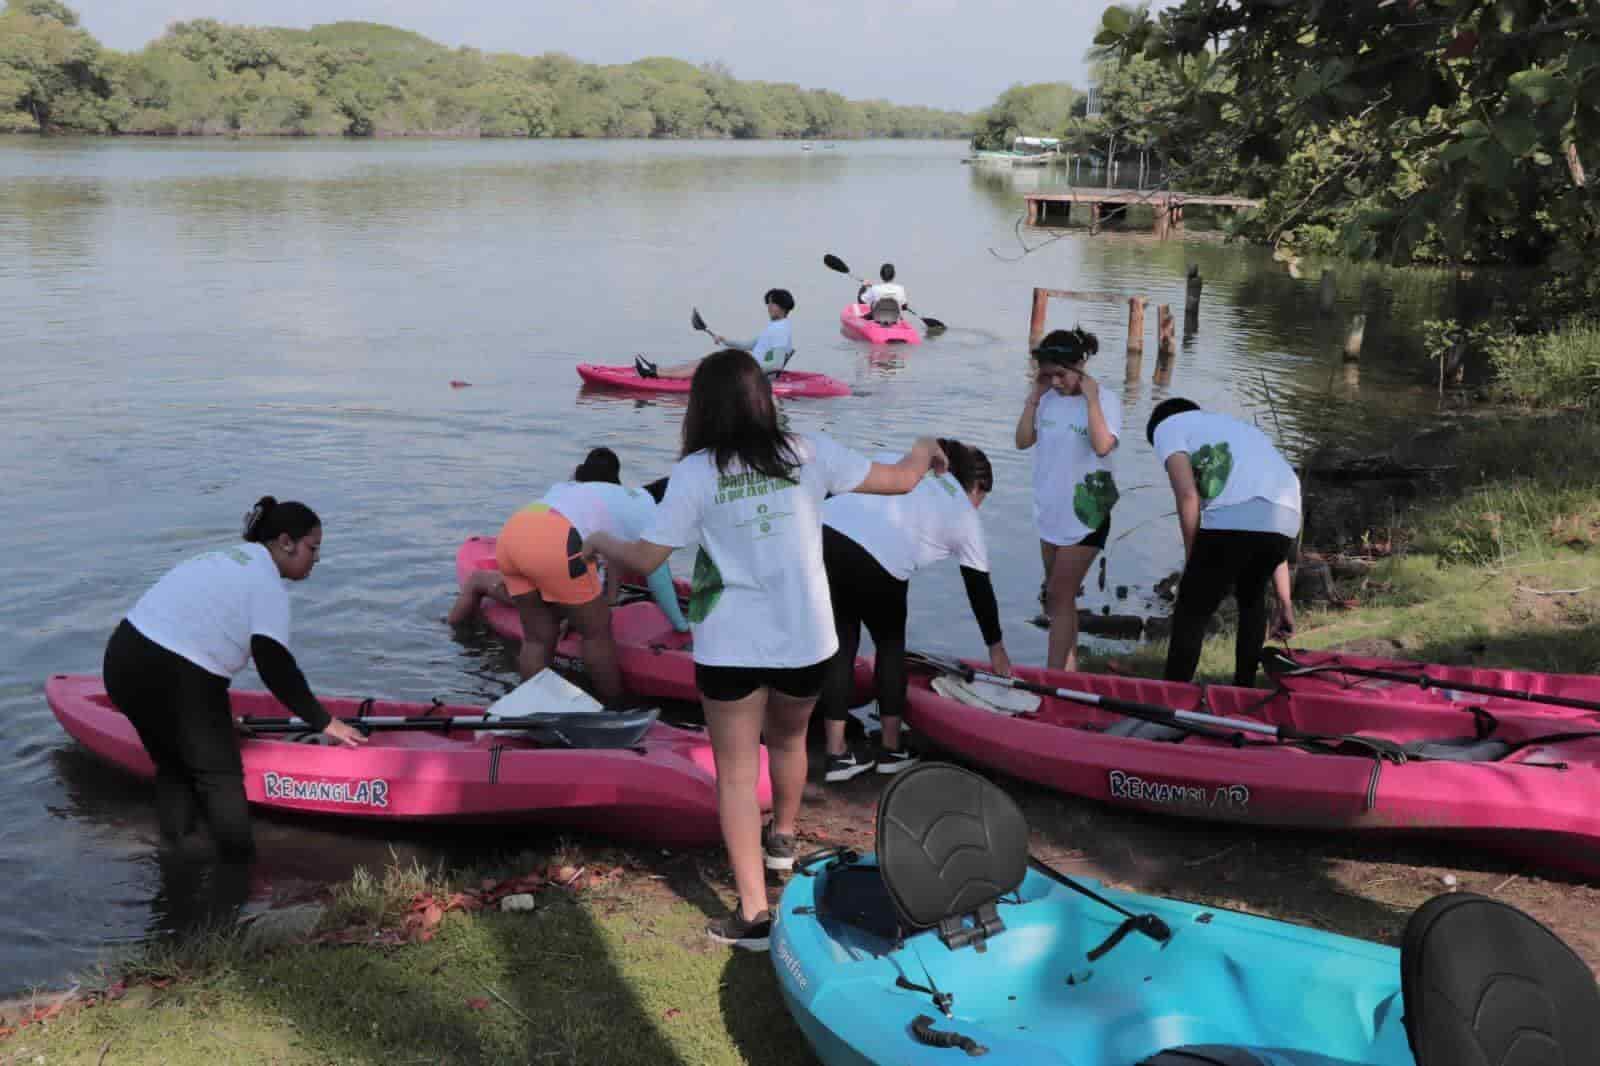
top-left (762, 822), bottom-right (797, 872)
top-left (875, 744), bottom-right (921, 775)
top-left (706, 909), bottom-right (772, 951)
top-left (824, 749), bottom-right (876, 783)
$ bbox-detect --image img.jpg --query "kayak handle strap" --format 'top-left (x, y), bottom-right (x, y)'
top-left (1028, 858), bottom-right (1172, 955)
top-left (911, 1015), bottom-right (988, 1057)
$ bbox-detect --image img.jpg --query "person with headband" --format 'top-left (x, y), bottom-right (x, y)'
top-left (449, 447), bottom-right (689, 702)
top-left (584, 349), bottom-right (946, 952)
top-left (101, 497), bottom-right (366, 863)
top-left (636, 288), bottom-right (796, 380)
top-left (1146, 398), bottom-right (1301, 687)
top-left (1015, 326), bottom-right (1122, 672)
top-left (815, 437), bottom-right (1010, 782)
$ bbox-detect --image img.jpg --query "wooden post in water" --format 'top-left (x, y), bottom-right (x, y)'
top-left (1343, 314), bottom-right (1366, 362)
top-left (1028, 288), bottom-right (1050, 352)
top-left (1183, 265), bottom-right (1202, 335)
top-left (1154, 305), bottom-right (1176, 384)
top-left (1319, 269), bottom-right (1337, 314)
top-left (1126, 296), bottom-right (1146, 383)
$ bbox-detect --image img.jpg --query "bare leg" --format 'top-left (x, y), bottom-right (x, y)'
top-left (1039, 541), bottom-right (1057, 609)
top-left (446, 569), bottom-right (511, 625)
top-left (702, 690), bottom-right (773, 921)
top-left (654, 360), bottom-right (702, 380)
top-left (565, 595), bottom-right (623, 707)
top-left (764, 688), bottom-right (817, 838)
top-left (512, 591), bottom-right (560, 680)
top-left (1046, 544), bottom-right (1100, 672)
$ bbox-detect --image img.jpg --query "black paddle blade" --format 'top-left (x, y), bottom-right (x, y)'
top-left (823, 253), bottom-right (850, 274)
top-left (691, 308), bottom-right (707, 332)
top-left (920, 316), bottom-right (947, 335)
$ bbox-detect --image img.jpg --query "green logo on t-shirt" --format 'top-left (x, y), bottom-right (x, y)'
top-left (1072, 471), bottom-right (1120, 530)
top-left (1192, 442), bottom-right (1234, 501)
top-left (688, 548), bottom-right (723, 624)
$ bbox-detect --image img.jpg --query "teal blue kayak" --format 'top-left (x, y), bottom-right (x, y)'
top-left (770, 763), bottom-right (1597, 1065)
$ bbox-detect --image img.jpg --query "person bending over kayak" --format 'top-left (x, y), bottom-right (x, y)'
top-left (816, 437), bottom-right (1011, 783)
top-left (857, 263), bottom-right (909, 320)
top-left (450, 448), bottom-right (689, 702)
top-left (584, 349), bottom-right (945, 952)
top-left (635, 289), bottom-right (795, 380)
top-left (1016, 327), bottom-right (1122, 672)
top-left (1146, 397), bottom-right (1301, 687)
top-left (102, 498), bottom-right (367, 863)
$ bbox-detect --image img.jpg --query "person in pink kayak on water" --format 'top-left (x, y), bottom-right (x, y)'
top-left (584, 349), bottom-right (946, 951)
top-left (102, 497), bottom-right (367, 864)
top-left (857, 263), bottom-right (908, 321)
top-left (635, 288), bottom-right (795, 379)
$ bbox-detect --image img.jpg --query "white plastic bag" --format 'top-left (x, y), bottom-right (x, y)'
top-left (485, 669), bottom-right (603, 724)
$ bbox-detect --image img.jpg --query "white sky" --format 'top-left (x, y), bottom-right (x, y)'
top-left (65, 0), bottom-right (1172, 112)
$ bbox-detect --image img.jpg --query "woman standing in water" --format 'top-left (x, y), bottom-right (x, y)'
top-left (585, 349), bottom-right (945, 951)
top-left (1015, 327), bottom-right (1122, 671)
top-left (103, 497), bottom-right (365, 862)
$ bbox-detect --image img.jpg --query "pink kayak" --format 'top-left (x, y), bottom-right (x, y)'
top-left (1265, 648), bottom-right (1600, 720)
top-left (457, 536), bottom-right (873, 703)
top-left (839, 304), bottom-right (921, 346)
top-left (904, 659), bottom-right (1600, 879)
top-left (577, 363), bottom-right (851, 399)
top-left (46, 674), bottom-right (768, 846)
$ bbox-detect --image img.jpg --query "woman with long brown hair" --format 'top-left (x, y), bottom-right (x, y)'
top-left (585, 349), bottom-right (945, 951)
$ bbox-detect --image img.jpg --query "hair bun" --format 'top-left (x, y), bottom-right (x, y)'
top-left (242, 496), bottom-right (277, 540)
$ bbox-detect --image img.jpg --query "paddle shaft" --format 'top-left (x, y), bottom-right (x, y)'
top-left (960, 665), bottom-right (1287, 739)
top-left (1285, 659), bottom-right (1600, 716)
top-left (240, 714), bottom-right (644, 733)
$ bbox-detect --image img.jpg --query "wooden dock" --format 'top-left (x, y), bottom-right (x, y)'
top-left (1023, 189), bottom-right (1261, 238)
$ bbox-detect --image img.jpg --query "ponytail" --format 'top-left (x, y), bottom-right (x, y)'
top-left (243, 496), bottom-right (321, 544)
top-left (573, 446), bottom-right (622, 484)
top-left (937, 438), bottom-right (994, 494)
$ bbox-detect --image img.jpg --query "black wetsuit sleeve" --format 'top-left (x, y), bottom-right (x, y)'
top-left (960, 566), bottom-right (1003, 648)
top-left (251, 635), bottom-right (331, 731)
top-left (643, 476), bottom-right (670, 504)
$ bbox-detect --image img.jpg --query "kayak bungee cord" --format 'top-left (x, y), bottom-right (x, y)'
top-left (1263, 647), bottom-right (1600, 717)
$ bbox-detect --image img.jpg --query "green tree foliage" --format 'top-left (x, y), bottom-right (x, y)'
top-left (0, 0), bottom-right (122, 131)
top-left (0, 5), bottom-right (972, 139)
top-left (1093, 0), bottom-right (1599, 281)
top-left (971, 82), bottom-right (1080, 149)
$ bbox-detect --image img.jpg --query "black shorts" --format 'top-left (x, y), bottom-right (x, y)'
top-left (1054, 518), bottom-right (1110, 550)
top-left (695, 660), bottom-right (830, 703)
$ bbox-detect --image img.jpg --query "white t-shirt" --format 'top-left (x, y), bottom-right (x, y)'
top-left (742, 318), bottom-right (794, 376)
top-left (823, 463), bottom-right (987, 581)
top-left (644, 433), bottom-right (873, 668)
top-left (1152, 410), bottom-right (1302, 534)
top-left (541, 481), bottom-right (658, 541)
top-left (1031, 387), bottom-right (1124, 546)
top-left (861, 282), bottom-right (908, 311)
top-left (126, 542), bottom-right (292, 679)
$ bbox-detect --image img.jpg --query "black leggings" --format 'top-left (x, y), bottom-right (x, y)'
top-left (818, 527), bottom-right (910, 723)
top-left (1164, 529), bottom-right (1292, 688)
top-left (103, 620), bottom-right (254, 860)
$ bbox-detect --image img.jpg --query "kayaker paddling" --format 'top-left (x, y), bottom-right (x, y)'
top-left (583, 348), bottom-right (946, 951)
top-left (636, 288), bottom-right (796, 380)
top-left (456, 447), bottom-right (689, 705)
top-left (102, 497), bottom-right (365, 864)
top-left (1017, 327), bottom-right (1122, 672)
top-left (816, 438), bottom-right (1012, 782)
top-left (1146, 397), bottom-right (1301, 687)
top-left (856, 262), bottom-right (908, 321)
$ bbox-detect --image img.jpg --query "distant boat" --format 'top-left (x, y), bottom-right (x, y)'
top-left (966, 135), bottom-right (1062, 167)
top-left (801, 142), bottom-right (814, 151)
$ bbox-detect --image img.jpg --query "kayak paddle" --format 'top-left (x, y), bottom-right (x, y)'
top-left (691, 307), bottom-right (719, 344)
top-left (823, 253), bottom-right (945, 335)
top-left (240, 707), bottom-right (659, 749)
top-left (1263, 648), bottom-right (1600, 717)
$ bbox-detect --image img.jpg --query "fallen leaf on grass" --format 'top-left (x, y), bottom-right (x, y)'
top-left (663, 1008), bottom-right (683, 1020)
top-left (465, 998), bottom-right (491, 1011)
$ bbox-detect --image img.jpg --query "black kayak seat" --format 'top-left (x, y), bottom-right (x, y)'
top-left (1402, 891), bottom-right (1599, 1065)
top-left (1402, 736), bottom-right (1512, 762)
top-left (868, 297), bottom-right (902, 325)
top-left (1102, 717), bottom-right (1190, 743)
top-left (1140, 1048), bottom-right (1369, 1066)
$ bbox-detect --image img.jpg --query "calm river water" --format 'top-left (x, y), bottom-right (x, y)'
top-left (0, 137), bottom-right (1449, 993)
